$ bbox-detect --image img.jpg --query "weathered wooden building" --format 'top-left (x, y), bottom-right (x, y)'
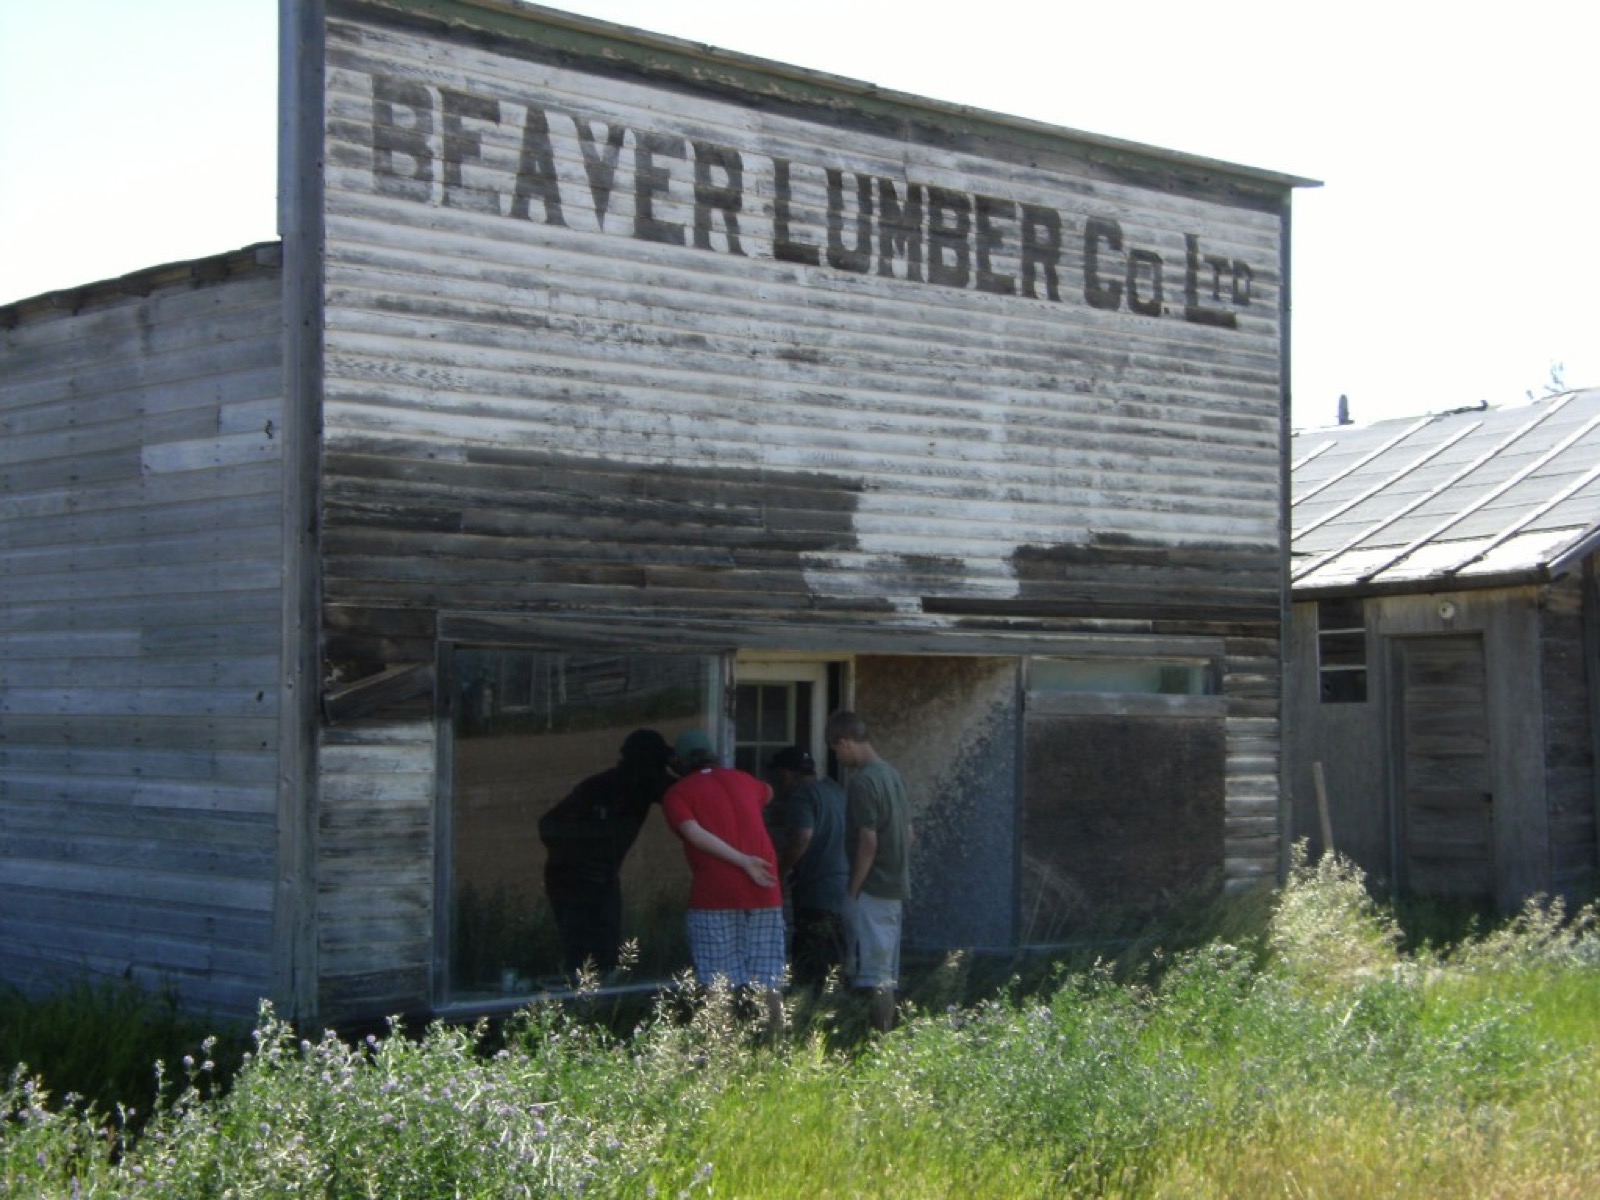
top-left (1, 0), bottom-right (1311, 1023)
top-left (1289, 390), bottom-right (1600, 910)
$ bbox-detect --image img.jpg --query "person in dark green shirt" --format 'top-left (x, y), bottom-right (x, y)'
top-left (826, 710), bottom-right (911, 1032)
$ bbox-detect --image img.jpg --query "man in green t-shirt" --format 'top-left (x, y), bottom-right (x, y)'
top-left (825, 710), bottom-right (911, 1032)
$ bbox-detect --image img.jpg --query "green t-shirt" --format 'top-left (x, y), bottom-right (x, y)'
top-left (846, 758), bottom-right (910, 900)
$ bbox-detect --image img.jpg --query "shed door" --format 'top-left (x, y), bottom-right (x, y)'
top-left (1393, 635), bottom-right (1493, 902)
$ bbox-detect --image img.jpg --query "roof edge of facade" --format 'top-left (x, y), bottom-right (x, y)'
top-left (356, 0), bottom-right (1321, 193)
top-left (0, 242), bottom-right (283, 329)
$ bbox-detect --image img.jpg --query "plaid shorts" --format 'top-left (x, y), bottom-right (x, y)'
top-left (685, 907), bottom-right (787, 989)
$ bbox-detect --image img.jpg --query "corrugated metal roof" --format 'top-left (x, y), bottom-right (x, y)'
top-left (1291, 388), bottom-right (1600, 594)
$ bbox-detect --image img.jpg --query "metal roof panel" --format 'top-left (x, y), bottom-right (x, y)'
top-left (1290, 389), bottom-right (1600, 590)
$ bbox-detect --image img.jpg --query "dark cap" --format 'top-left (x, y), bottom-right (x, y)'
top-left (766, 745), bottom-right (815, 774)
top-left (619, 728), bottom-right (670, 763)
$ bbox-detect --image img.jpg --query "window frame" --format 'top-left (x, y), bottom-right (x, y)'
top-left (1316, 597), bottom-right (1369, 704)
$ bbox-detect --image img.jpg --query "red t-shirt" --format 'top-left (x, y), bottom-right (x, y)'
top-left (662, 767), bottom-right (782, 910)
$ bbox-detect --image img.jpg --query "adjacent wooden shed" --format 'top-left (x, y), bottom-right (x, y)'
top-left (1, 0), bottom-right (1310, 1023)
top-left (1288, 390), bottom-right (1600, 910)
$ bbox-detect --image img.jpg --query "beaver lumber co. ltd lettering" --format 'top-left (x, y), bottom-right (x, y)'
top-left (369, 75), bottom-right (1255, 329)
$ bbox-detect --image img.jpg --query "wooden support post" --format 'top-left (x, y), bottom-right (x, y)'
top-left (1313, 760), bottom-right (1335, 858)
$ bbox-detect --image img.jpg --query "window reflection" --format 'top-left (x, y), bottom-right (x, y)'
top-left (448, 649), bottom-right (719, 1000)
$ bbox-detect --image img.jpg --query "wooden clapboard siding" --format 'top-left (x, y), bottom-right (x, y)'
top-left (317, 10), bottom-right (1288, 610)
top-left (317, 719), bottom-right (437, 1019)
top-left (319, 7), bottom-right (1286, 633)
top-left (0, 254), bottom-right (285, 1017)
top-left (1222, 637), bottom-right (1284, 885)
top-left (316, 0), bottom-right (1292, 908)
top-left (1541, 571), bottom-right (1598, 891)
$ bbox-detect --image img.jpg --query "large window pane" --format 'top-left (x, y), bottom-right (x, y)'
top-left (1021, 711), bottom-right (1225, 941)
top-left (1029, 657), bottom-right (1215, 695)
top-left (448, 649), bottom-right (720, 1001)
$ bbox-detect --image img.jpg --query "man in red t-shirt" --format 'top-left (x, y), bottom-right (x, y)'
top-left (661, 730), bottom-right (786, 990)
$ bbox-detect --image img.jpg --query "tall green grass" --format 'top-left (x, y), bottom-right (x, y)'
top-left (0, 976), bottom-right (232, 1120)
top-left (5, 849), bottom-right (1598, 1197)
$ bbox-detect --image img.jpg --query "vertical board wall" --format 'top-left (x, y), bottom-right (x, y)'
top-left (1541, 570), bottom-right (1598, 893)
top-left (1289, 585), bottom-right (1582, 912)
top-left (0, 255), bottom-right (286, 1017)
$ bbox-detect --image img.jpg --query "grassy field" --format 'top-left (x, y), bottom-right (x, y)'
top-left (4, 850), bottom-right (1598, 1198)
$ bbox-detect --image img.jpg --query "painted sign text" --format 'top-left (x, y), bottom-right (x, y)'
top-left (371, 76), bottom-right (1255, 329)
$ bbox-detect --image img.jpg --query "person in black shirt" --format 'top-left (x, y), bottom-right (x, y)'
top-left (539, 728), bottom-right (674, 976)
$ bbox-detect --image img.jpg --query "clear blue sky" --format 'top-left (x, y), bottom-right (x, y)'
top-left (2, 0), bottom-right (1595, 429)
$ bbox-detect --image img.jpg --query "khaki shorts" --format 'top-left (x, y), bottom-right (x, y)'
top-left (845, 891), bottom-right (902, 989)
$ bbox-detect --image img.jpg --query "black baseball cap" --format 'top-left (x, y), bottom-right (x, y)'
top-left (766, 745), bottom-right (815, 774)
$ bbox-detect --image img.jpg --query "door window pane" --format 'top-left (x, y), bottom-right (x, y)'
top-left (761, 684), bottom-right (789, 742)
top-left (732, 680), bottom-right (813, 775)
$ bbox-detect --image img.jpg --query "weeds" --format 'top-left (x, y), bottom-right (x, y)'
top-left (0, 976), bottom-right (237, 1123)
top-left (4, 850), bottom-right (1598, 1197)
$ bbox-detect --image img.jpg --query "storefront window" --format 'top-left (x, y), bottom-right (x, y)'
top-left (1020, 653), bottom-right (1225, 943)
top-left (447, 649), bottom-right (721, 1002)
